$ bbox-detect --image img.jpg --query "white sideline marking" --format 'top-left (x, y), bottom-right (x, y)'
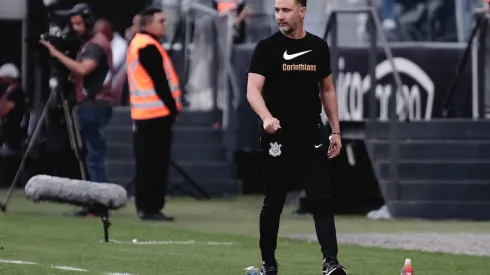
top-left (129, 239), bottom-right (234, 245)
top-left (133, 240), bottom-right (196, 245)
top-left (98, 239), bottom-right (124, 243)
top-left (52, 265), bottom-right (88, 272)
top-left (1, 257), bottom-right (136, 274)
top-left (207, 241), bottom-right (233, 245)
top-left (0, 259), bottom-right (36, 265)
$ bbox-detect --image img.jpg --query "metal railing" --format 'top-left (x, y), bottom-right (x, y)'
top-left (324, 7), bottom-right (404, 198)
top-left (176, 1), bottom-right (242, 160)
top-left (179, 2), bottom-right (233, 110)
top-left (442, 9), bottom-right (488, 119)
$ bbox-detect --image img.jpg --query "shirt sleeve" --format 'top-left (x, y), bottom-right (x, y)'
top-left (81, 43), bottom-right (105, 63)
top-left (248, 40), bottom-right (268, 76)
top-left (317, 40), bottom-right (332, 80)
top-left (138, 45), bottom-right (178, 116)
top-left (111, 34), bottom-right (128, 71)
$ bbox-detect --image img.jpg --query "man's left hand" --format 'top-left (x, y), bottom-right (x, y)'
top-left (39, 40), bottom-right (59, 56)
top-left (327, 134), bottom-right (342, 159)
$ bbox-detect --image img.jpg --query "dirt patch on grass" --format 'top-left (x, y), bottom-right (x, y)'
top-left (285, 233), bottom-right (490, 257)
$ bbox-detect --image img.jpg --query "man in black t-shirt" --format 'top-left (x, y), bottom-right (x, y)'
top-left (246, 0), bottom-right (346, 274)
top-left (0, 63), bottom-right (26, 152)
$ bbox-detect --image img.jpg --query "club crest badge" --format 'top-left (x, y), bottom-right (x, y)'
top-left (269, 142), bottom-right (282, 157)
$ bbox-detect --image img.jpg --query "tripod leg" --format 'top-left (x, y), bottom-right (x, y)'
top-left (61, 99), bottom-right (88, 181)
top-left (169, 183), bottom-right (201, 200)
top-left (70, 106), bottom-right (88, 181)
top-left (169, 158), bottom-right (210, 199)
top-left (101, 213), bottom-right (111, 243)
top-left (123, 173), bottom-right (135, 192)
top-left (0, 93), bottom-right (52, 212)
top-left (71, 106), bottom-right (85, 152)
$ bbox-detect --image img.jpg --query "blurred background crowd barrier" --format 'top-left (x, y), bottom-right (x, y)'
top-left (1, 0), bottom-right (490, 220)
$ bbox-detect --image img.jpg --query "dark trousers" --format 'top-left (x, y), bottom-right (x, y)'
top-left (133, 116), bottom-right (174, 214)
top-left (259, 128), bottom-right (339, 261)
top-left (77, 105), bottom-right (113, 183)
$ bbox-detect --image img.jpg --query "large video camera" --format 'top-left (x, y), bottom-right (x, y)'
top-left (38, 0), bottom-right (85, 82)
top-left (41, 0), bottom-right (83, 55)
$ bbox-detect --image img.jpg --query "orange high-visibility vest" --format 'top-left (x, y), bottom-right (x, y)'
top-left (126, 33), bottom-right (182, 120)
top-left (216, 0), bottom-right (237, 13)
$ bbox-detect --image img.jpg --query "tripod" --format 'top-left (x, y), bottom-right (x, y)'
top-left (0, 68), bottom-right (87, 213)
top-left (124, 157), bottom-right (211, 201)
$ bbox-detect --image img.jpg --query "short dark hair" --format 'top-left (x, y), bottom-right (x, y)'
top-left (139, 7), bottom-right (162, 26)
top-left (296, 0), bottom-right (307, 7)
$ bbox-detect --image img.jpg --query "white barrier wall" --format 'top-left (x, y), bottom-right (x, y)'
top-left (0, 0), bottom-right (26, 20)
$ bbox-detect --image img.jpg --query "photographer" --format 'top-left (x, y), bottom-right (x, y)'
top-left (39, 3), bottom-right (115, 217)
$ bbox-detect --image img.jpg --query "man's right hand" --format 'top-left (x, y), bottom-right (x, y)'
top-left (263, 116), bottom-right (281, 134)
top-left (39, 39), bottom-right (58, 57)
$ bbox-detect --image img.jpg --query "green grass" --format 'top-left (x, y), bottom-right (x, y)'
top-left (1, 190), bottom-right (490, 274)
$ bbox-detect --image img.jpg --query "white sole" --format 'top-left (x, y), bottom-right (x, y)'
top-left (324, 267), bottom-right (347, 275)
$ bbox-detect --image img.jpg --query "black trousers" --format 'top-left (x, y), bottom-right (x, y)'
top-left (133, 116), bottom-right (174, 214)
top-left (259, 127), bottom-right (339, 261)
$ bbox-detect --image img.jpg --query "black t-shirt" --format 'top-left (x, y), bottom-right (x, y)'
top-left (248, 31), bottom-right (331, 133)
top-left (81, 43), bottom-right (110, 100)
top-left (0, 85), bottom-right (26, 149)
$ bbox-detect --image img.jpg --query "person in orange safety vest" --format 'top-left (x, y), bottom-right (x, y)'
top-left (126, 7), bottom-right (182, 221)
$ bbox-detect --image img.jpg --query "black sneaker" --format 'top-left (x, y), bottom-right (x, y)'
top-left (260, 260), bottom-right (278, 275)
top-left (323, 258), bottom-right (347, 275)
